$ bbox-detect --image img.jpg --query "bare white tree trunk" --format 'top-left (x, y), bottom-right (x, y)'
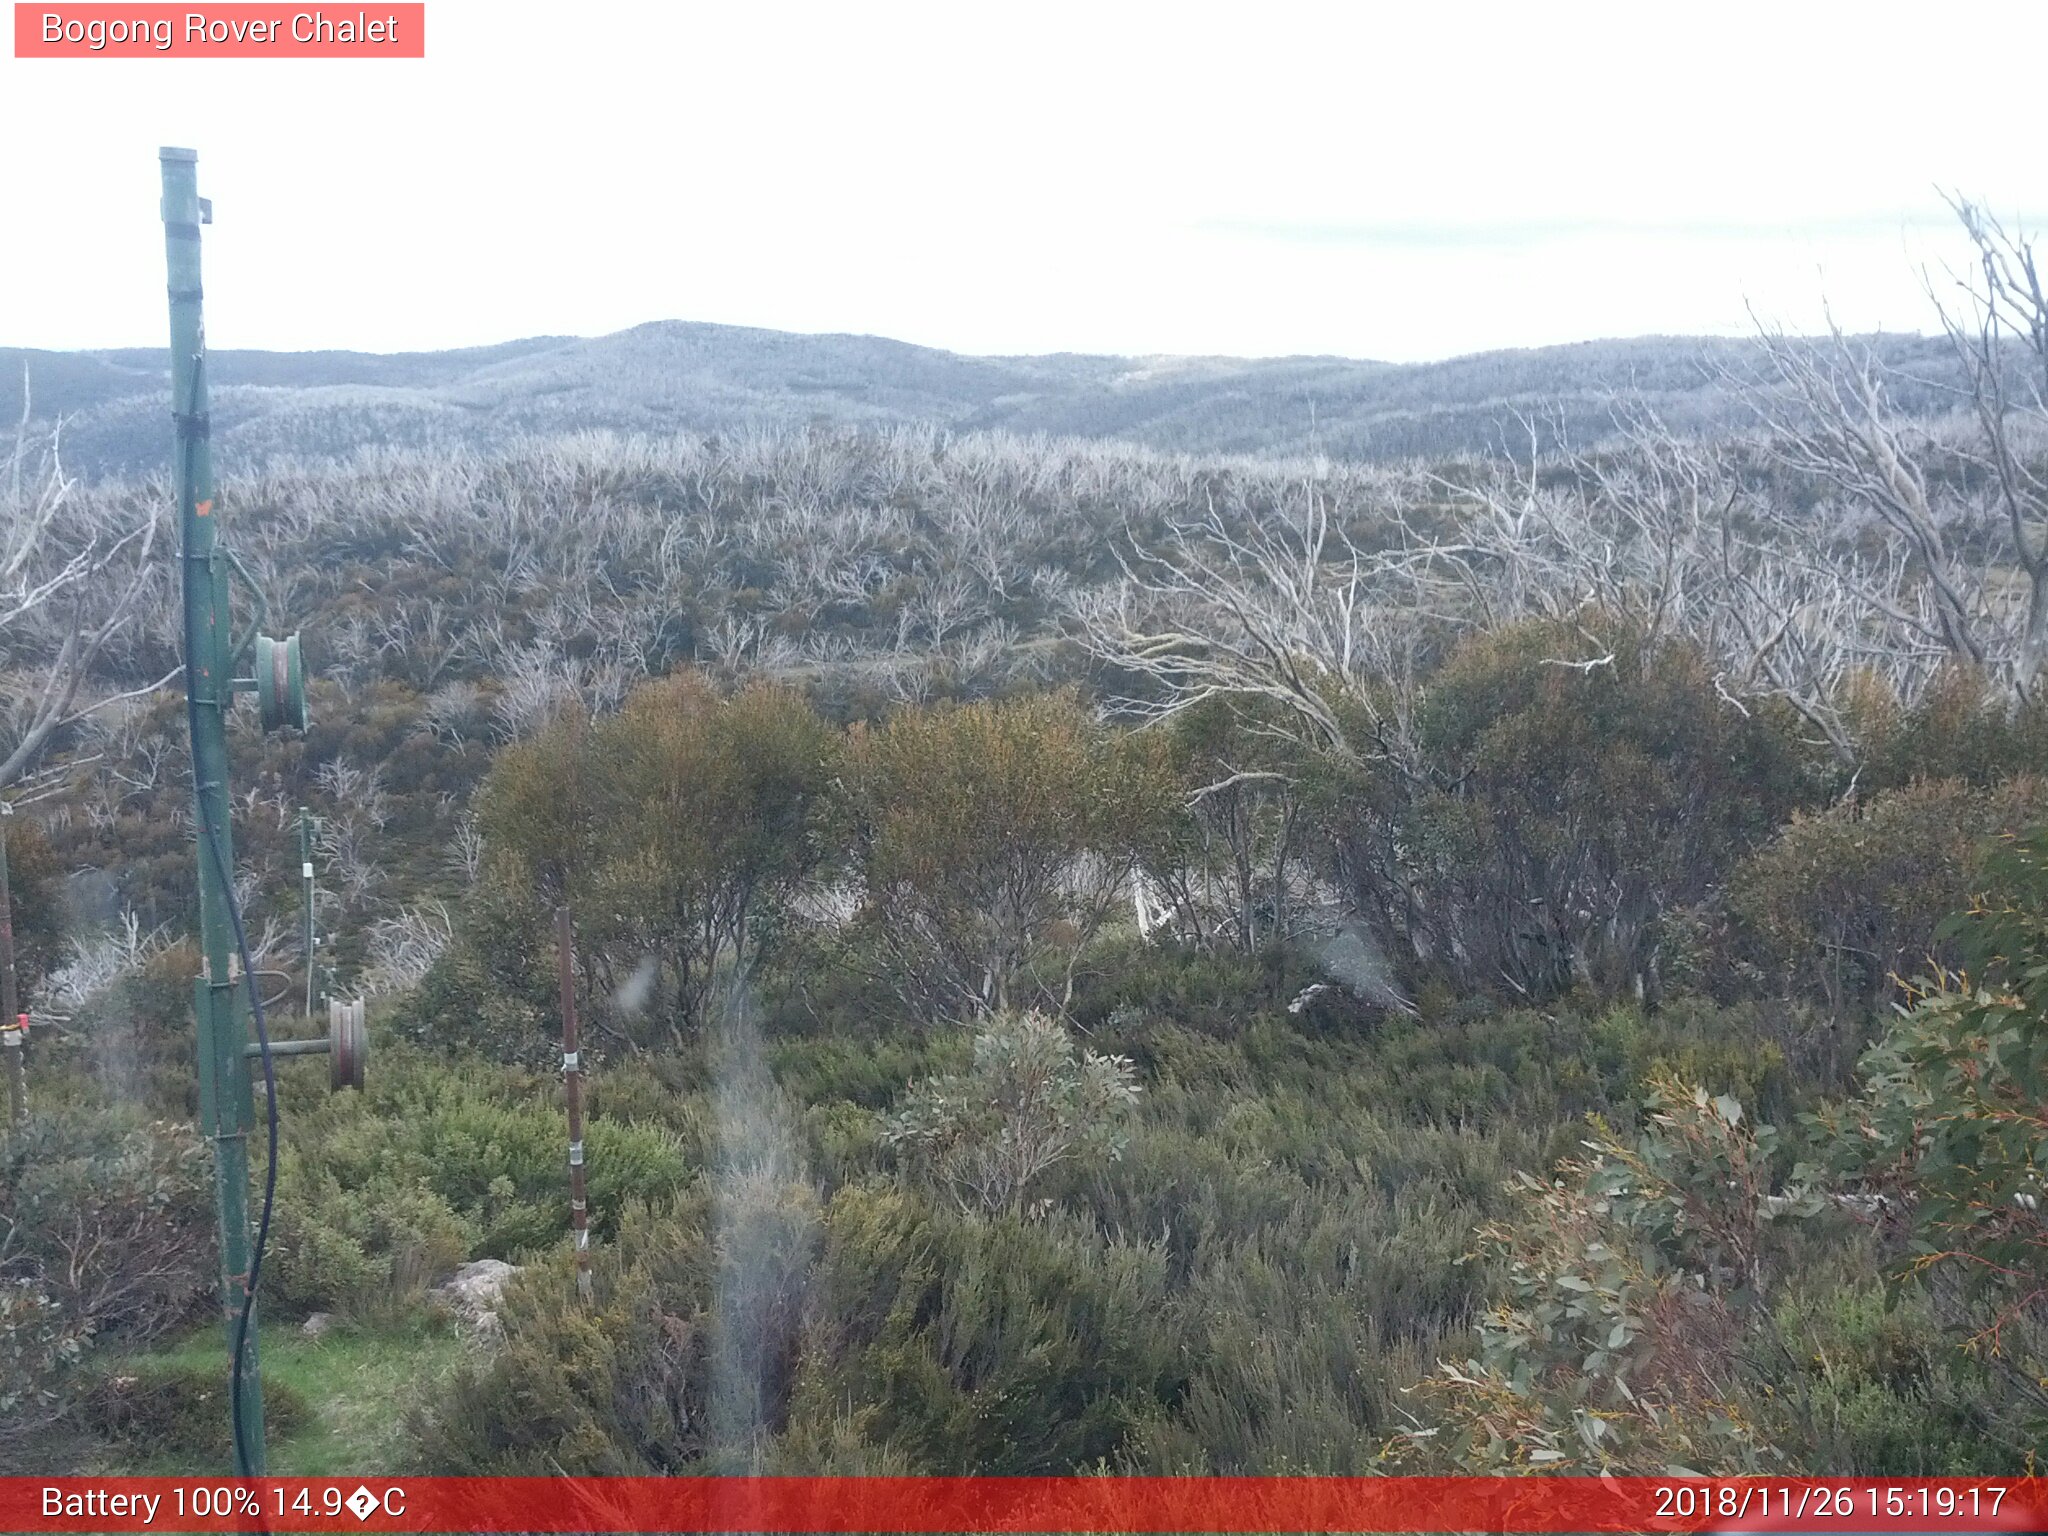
top-left (1, 376), bottom-right (169, 792)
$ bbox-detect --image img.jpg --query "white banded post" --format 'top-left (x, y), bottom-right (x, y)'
top-left (555, 905), bottom-right (593, 1303)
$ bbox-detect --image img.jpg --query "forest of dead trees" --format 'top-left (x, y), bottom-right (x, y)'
top-left (2, 198), bottom-right (2046, 1477)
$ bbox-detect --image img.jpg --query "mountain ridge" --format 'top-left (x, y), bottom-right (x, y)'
top-left (2, 318), bottom-right (1958, 479)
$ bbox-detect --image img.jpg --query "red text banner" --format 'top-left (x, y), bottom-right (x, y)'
top-left (13, 4), bottom-right (424, 57)
top-left (3, 1477), bottom-right (2045, 1534)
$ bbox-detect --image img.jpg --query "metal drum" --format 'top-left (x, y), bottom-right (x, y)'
top-left (327, 997), bottom-right (366, 1092)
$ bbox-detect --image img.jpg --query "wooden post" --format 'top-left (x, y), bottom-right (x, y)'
top-left (555, 904), bottom-right (593, 1302)
top-left (1, 802), bottom-right (22, 1128)
top-left (300, 807), bottom-right (316, 1018)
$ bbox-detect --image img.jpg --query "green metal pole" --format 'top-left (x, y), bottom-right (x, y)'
top-left (161, 145), bottom-right (266, 1474)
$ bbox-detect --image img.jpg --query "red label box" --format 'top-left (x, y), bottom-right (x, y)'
top-left (13, 3), bottom-right (425, 57)
top-left (4, 1477), bottom-right (2046, 1534)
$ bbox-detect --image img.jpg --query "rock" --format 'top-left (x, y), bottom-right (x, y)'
top-left (433, 1258), bottom-right (521, 1325)
top-left (1286, 983), bottom-right (1330, 1015)
top-left (299, 1312), bottom-right (336, 1339)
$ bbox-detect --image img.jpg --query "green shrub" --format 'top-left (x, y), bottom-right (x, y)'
top-left (1854, 667), bottom-right (2048, 793)
top-left (705, 1168), bottom-right (822, 1457)
top-left (1, 816), bottom-right (67, 999)
top-left (267, 1052), bottom-right (696, 1314)
top-left (842, 690), bottom-right (1176, 1017)
top-left (1070, 938), bottom-right (1335, 1042)
top-left (1402, 1074), bottom-right (1822, 1474)
top-left (793, 1183), bottom-right (1179, 1473)
top-left (1143, 696), bottom-right (1309, 956)
top-left (424, 1177), bottom-right (1188, 1476)
top-left (51, 943), bottom-right (205, 1116)
top-left (1330, 617), bottom-right (1816, 1003)
top-left (883, 1010), bottom-right (1139, 1218)
top-left (1825, 825), bottom-right (2048, 1449)
top-left (396, 877), bottom-right (557, 1066)
top-left (767, 1032), bottom-right (947, 1111)
top-left (1109, 1174), bottom-right (1456, 1472)
top-left (268, 1172), bottom-right (477, 1317)
top-left (470, 676), bottom-right (840, 1048)
top-left (0, 1106), bottom-right (212, 1472)
top-left (1762, 1270), bottom-right (2019, 1473)
top-left (0, 1280), bottom-right (89, 1473)
top-left (584, 1053), bottom-right (711, 1126)
top-left (82, 1358), bottom-right (310, 1463)
top-left (413, 1193), bottom-right (716, 1474)
top-left (1730, 776), bottom-right (2046, 1010)
top-left (800, 1099), bottom-right (886, 1188)
top-left (0, 1107), bottom-right (212, 1341)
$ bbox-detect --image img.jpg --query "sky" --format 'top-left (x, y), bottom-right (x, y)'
top-left (3, 0), bottom-right (2045, 364)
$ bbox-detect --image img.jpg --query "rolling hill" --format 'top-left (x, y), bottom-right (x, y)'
top-left (1, 320), bottom-right (1961, 480)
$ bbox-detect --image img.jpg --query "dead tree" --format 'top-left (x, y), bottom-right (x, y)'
top-left (1, 383), bottom-right (169, 791)
top-left (1069, 477), bottom-right (1452, 773)
top-left (1932, 195), bottom-right (2048, 699)
top-left (1746, 324), bottom-right (1998, 677)
top-left (1738, 192), bottom-right (2048, 714)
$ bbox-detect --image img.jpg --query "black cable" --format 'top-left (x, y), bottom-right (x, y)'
top-left (179, 367), bottom-right (280, 1483)
top-left (202, 804), bottom-right (280, 1483)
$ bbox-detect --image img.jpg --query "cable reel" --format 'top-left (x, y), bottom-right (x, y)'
top-left (240, 996), bottom-right (366, 1093)
top-left (327, 997), bottom-right (366, 1092)
top-left (255, 632), bottom-right (308, 734)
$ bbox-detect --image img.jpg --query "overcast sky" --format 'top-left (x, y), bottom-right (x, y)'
top-left (4, 1), bottom-right (2044, 363)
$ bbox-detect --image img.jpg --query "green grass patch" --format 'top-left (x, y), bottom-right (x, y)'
top-left (96, 1313), bottom-right (465, 1475)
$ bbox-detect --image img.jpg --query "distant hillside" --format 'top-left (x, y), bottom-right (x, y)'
top-left (0, 321), bottom-right (1962, 480)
